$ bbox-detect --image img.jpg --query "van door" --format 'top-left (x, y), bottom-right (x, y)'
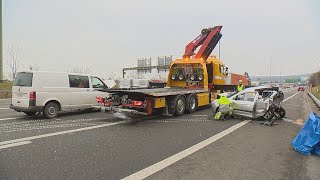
top-left (68, 75), bottom-right (92, 110)
top-left (12, 72), bottom-right (33, 108)
top-left (90, 76), bottom-right (110, 105)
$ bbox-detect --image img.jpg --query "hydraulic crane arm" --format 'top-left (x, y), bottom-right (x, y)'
top-left (183, 26), bottom-right (223, 60)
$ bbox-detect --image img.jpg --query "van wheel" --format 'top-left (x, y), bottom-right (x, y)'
top-left (24, 112), bottom-right (36, 116)
top-left (186, 94), bottom-right (198, 113)
top-left (43, 102), bottom-right (59, 119)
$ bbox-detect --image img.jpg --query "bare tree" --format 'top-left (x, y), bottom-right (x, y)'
top-left (125, 71), bottom-right (145, 79)
top-left (106, 72), bottom-right (120, 80)
top-left (309, 71), bottom-right (320, 86)
top-left (5, 43), bottom-right (22, 79)
top-left (29, 62), bottom-right (40, 71)
top-left (71, 66), bottom-right (92, 74)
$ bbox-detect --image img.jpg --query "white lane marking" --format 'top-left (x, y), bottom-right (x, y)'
top-left (0, 117), bottom-right (24, 121)
top-left (0, 98), bottom-right (11, 101)
top-left (122, 120), bottom-right (251, 180)
top-left (283, 118), bottom-right (294, 122)
top-left (283, 92), bottom-right (300, 102)
top-left (192, 115), bottom-right (208, 117)
top-left (0, 141), bottom-right (32, 150)
top-left (304, 93), bottom-right (312, 113)
top-left (0, 108), bottom-right (10, 110)
top-left (0, 120), bottom-right (129, 146)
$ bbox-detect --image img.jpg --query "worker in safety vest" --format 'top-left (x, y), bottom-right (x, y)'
top-left (214, 95), bottom-right (232, 120)
top-left (237, 80), bottom-right (244, 92)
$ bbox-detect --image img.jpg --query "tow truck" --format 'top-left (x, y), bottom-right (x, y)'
top-left (94, 25), bottom-right (250, 116)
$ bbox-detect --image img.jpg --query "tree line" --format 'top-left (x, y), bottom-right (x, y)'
top-left (309, 71), bottom-right (320, 87)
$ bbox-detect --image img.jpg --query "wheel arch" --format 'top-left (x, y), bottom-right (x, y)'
top-left (44, 100), bottom-right (61, 111)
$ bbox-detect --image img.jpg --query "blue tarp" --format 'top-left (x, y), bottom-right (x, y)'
top-left (291, 112), bottom-right (320, 156)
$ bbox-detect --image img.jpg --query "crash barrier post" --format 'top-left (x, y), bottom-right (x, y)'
top-left (0, 90), bottom-right (11, 99)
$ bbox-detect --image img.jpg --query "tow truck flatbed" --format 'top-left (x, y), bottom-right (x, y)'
top-left (102, 87), bottom-right (208, 97)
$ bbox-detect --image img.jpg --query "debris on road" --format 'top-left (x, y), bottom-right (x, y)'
top-left (294, 118), bottom-right (304, 126)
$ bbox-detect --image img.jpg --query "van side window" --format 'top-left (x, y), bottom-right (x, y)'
top-left (69, 75), bottom-right (89, 88)
top-left (91, 77), bottom-right (106, 88)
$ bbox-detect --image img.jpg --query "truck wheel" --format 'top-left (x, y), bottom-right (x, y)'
top-left (186, 94), bottom-right (198, 113)
top-left (175, 95), bottom-right (186, 116)
top-left (43, 102), bottom-right (59, 119)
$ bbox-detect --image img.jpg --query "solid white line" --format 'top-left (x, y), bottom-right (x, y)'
top-left (122, 120), bottom-right (251, 180)
top-left (282, 118), bottom-right (294, 122)
top-left (283, 92), bottom-right (300, 102)
top-left (0, 120), bottom-right (129, 146)
top-left (304, 93), bottom-right (312, 113)
top-left (0, 98), bottom-right (11, 101)
top-left (0, 117), bottom-right (24, 121)
top-left (0, 108), bottom-right (10, 110)
top-left (0, 141), bottom-right (32, 150)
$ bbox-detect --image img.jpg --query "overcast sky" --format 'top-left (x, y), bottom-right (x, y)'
top-left (3, 0), bottom-right (320, 78)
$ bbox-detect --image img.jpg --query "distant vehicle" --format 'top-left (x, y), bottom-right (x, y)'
top-left (298, 87), bottom-right (305, 92)
top-left (212, 86), bottom-right (286, 121)
top-left (10, 71), bottom-right (110, 118)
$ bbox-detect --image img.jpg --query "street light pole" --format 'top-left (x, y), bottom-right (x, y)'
top-left (269, 58), bottom-right (272, 83)
top-left (0, 0), bottom-right (3, 82)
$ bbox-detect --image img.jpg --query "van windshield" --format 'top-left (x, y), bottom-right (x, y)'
top-left (13, 72), bottom-right (33, 87)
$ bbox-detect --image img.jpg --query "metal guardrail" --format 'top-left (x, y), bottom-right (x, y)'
top-left (308, 90), bottom-right (320, 107)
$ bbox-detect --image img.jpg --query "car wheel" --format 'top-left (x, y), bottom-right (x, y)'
top-left (43, 102), bottom-right (59, 119)
top-left (175, 95), bottom-right (186, 116)
top-left (186, 94), bottom-right (198, 113)
top-left (279, 107), bottom-right (286, 119)
top-left (263, 108), bottom-right (274, 121)
top-left (24, 112), bottom-right (36, 116)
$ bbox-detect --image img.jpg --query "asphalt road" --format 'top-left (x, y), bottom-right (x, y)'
top-left (0, 88), bottom-right (319, 179)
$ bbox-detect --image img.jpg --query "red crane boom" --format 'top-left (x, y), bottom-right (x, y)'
top-left (183, 26), bottom-right (222, 60)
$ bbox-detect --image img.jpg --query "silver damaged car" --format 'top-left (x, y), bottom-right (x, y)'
top-left (212, 86), bottom-right (286, 121)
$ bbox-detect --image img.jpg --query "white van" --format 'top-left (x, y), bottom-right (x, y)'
top-left (10, 71), bottom-right (110, 118)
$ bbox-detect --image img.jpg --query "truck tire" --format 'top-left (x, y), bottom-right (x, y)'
top-left (186, 94), bottom-right (198, 113)
top-left (167, 95), bottom-right (186, 116)
top-left (43, 102), bottom-right (59, 119)
top-left (175, 95), bottom-right (186, 116)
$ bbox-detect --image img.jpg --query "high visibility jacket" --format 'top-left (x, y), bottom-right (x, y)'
top-left (237, 85), bottom-right (244, 92)
top-left (218, 96), bottom-right (230, 105)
